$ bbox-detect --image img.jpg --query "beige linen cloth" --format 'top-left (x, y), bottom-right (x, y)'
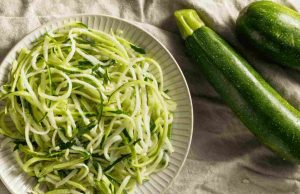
top-left (1, 0), bottom-right (300, 193)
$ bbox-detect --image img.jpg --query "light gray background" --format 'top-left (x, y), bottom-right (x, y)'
top-left (1, 0), bottom-right (300, 193)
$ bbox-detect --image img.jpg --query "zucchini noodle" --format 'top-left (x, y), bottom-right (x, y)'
top-left (0, 22), bottom-right (176, 194)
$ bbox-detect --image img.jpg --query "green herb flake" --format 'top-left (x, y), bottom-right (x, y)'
top-left (58, 140), bottom-right (75, 149)
top-left (133, 138), bottom-right (141, 145)
top-left (104, 154), bottom-right (131, 172)
top-left (38, 112), bottom-right (48, 123)
top-left (168, 124), bottom-right (172, 139)
top-left (13, 140), bottom-right (26, 151)
top-left (76, 122), bottom-right (97, 136)
top-left (122, 129), bottom-right (132, 142)
top-left (150, 119), bottom-right (156, 132)
top-left (130, 44), bottom-right (146, 54)
top-left (75, 60), bottom-right (94, 70)
top-left (108, 110), bottom-right (127, 115)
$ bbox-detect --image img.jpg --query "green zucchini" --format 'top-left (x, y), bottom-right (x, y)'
top-left (175, 9), bottom-right (300, 162)
top-left (236, 1), bottom-right (300, 68)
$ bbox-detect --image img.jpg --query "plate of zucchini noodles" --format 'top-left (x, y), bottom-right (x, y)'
top-left (0, 15), bottom-right (193, 194)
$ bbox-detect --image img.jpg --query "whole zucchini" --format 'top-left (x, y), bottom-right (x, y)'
top-left (175, 9), bottom-right (300, 162)
top-left (236, 1), bottom-right (300, 68)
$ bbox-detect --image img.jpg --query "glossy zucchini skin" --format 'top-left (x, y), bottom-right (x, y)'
top-left (236, 1), bottom-right (300, 68)
top-left (175, 9), bottom-right (300, 162)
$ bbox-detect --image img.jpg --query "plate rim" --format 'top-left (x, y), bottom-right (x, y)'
top-left (0, 14), bottom-right (194, 194)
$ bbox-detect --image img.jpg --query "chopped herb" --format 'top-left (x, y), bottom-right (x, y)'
top-left (91, 62), bottom-right (112, 84)
top-left (93, 70), bottom-right (104, 79)
top-left (105, 173), bottom-right (120, 185)
top-left (122, 129), bottom-right (132, 142)
top-left (79, 61), bottom-right (92, 67)
top-left (133, 138), bottom-right (141, 145)
top-left (101, 59), bottom-right (116, 67)
top-left (58, 140), bottom-right (75, 149)
top-left (168, 124), bottom-right (172, 139)
top-left (38, 112), bottom-right (48, 123)
top-left (91, 63), bottom-right (101, 71)
top-left (84, 112), bottom-right (97, 117)
top-left (58, 170), bottom-right (72, 179)
top-left (77, 122), bottom-right (96, 136)
top-left (104, 154), bottom-right (131, 172)
top-left (103, 69), bottom-right (110, 85)
top-left (107, 110), bottom-right (127, 115)
top-left (92, 161), bottom-right (99, 170)
top-left (150, 119), bottom-right (156, 132)
top-left (75, 60), bottom-right (94, 70)
top-left (107, 59), bottom-right (116, 66)
top-left (130, 44), bottom-right (146, 54)
top-left (13, 139), bottom-right (26, 151)
top-left (144, 77), bottom-right (153, 82)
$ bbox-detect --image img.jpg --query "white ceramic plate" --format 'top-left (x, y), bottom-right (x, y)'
top-left (0, 15), bottom-right (193, 194)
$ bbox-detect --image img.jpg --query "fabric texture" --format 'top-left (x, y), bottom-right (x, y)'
top-left (1, 0), bottom-right (300, 193)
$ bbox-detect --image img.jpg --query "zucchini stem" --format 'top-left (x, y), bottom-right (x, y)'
top-left (174, 9), bottom-right (204, 39)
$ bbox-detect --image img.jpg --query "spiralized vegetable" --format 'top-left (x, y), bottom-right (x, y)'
top-left (0, 22), bottom-right (176, 194)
